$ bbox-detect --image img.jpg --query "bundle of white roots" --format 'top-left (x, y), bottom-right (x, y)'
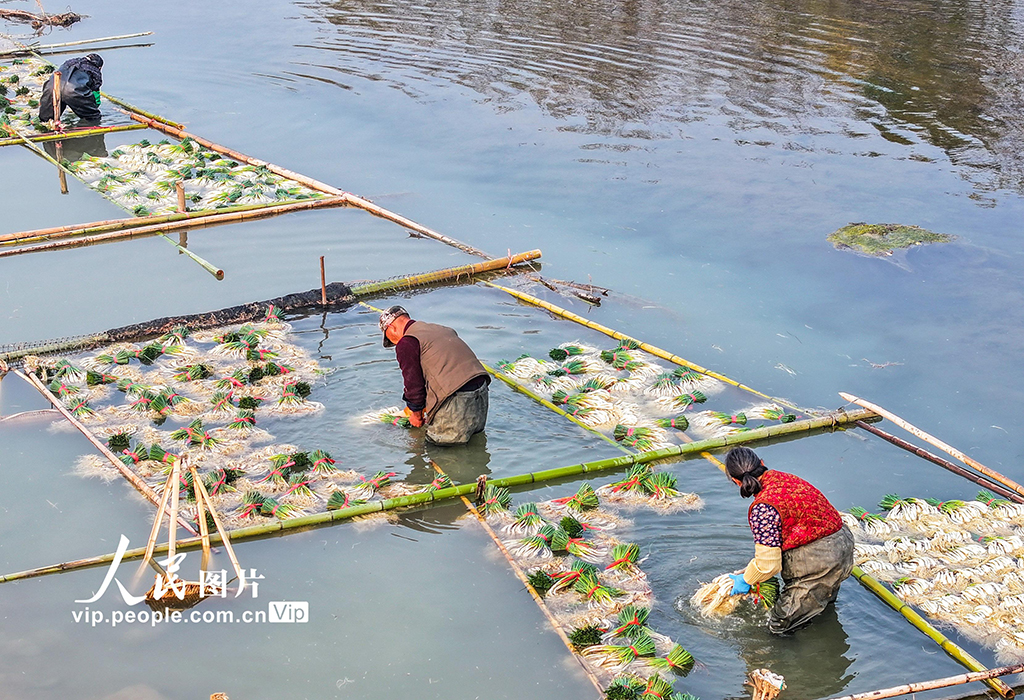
top-left (849, 494), bottom-right (1024, 662)
top-left (689, 573), bottom-right (774, 619)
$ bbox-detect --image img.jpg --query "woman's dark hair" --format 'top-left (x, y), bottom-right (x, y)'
top-left (725, 446), bottom-right (767, 498)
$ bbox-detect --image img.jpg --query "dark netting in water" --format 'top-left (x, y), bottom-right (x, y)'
top-left (0, 282), bottom-right (354, 366)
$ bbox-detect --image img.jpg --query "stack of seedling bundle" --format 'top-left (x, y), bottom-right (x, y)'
top-left (483, 478), bottom-right (703, 696)
top-left (66, 137), bottom-right (325, 217)
top-left (843, 492), bottom-right (1024, 662)
top-left (490, 339), bottom-right (799, 446)
top-left (28, 308), bottom-right (415, 528)
top-left (0, 58), bottom-right (52, 133)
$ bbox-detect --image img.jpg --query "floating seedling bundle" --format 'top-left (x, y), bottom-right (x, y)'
top-left (689, 574), bottom-right (781, 619)
top-left (0, 58), bottom-right (61, 134)
top-left (845, 492), bottom-right (1024, 662)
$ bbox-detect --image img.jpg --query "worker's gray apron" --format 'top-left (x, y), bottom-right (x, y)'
top-left (768, 524), bottom-right (855, 634)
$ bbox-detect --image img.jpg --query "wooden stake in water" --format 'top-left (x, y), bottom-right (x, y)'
top-left (55, 141), bottom-right (68, 194)
top-left (52, 70), bottom-right (62, 130)
top-left (320, 256), bottom-right (327, 306)
top-left (175, 181), bottom-right (186, 213)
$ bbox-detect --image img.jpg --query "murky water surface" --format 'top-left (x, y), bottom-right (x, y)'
top-left (2, 0), bottom-right (1023, 697)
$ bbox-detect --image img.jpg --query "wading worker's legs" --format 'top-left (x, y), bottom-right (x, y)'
top-left (380, 305), bottom-right (490, 446)
top-left (769, 524), bottom-right (854, 634)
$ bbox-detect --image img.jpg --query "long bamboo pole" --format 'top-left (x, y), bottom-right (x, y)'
top-left (0, 408), bottom-right (877, 585)
top-left (824, 663), bottom-right (1024, 700)
top-left (0, 32), bottom-right (154, 56)
top-left (840, 393), bottom-right (1024, 498)
top-left (0, 196), bottom-right (347, 258)
top-left (855, 420), bottom-right (1024, 504)
top-left (0, 198), bottom-right (345, 247)
top-left (483, 281), bottom-right (803, 412)
top-left (122, 112), bottom-right (494, 259)
top-left (851, 565), bottom-right (1013, 698)
top-left (14, 370), bottom-right (198, 535)
top-left (0, 124), bottom-right (148, 148)
top-left (431, 461), bottom-right (604, 695)
top-left (158, 233), bottom-right (224, 280)
top-left (348, 250), bottom-right (541, 295)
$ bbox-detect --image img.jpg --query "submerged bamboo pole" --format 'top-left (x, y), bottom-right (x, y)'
top-left (0, 198), bottom-right (343, 247)
top-left (483, 281), bottom-right (803, 412)
top-left (0, 407), bottom-right (876, 584)
top-left (14, 370), bottom-right (197, 535)
top-left (825, 663), bottom-right (1024, 700)
top-left (0, 32), bottom-right (154, 56)
top-left (431, 461), bottom-right (604, 694)
top-left (0, 196), bottom-right (347, 258)
top-left (158, 233), bottom-right (224, 280)
top-left (483, 362), bottom-right (631, 454)
top-left (851, 566), bottom-right (1013, 698)
top-left (840, 393), bottom-right (1024, 498)
top-left (0, 124), bottom-right (148, 148)
top-left (855, 420), bottom-right (1024, 504)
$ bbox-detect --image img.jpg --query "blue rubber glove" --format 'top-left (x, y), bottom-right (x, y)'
top-left (728, 573), bottom-right (751, 595)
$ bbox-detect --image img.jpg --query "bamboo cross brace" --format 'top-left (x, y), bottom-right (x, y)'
top-left (431, 461), bottom-right (604, 695)
top-left (158, 233), bottom-right (225, 280)
top-left (0, 408), bottom-right (878, 585)
top-left (851, 565), bottom-right (1013, 698)
top-left (0, 32), bottom-right (154, 56)
top-left (14, 370), bottom-right (198, 535)
top-left (0, 197), bottom-right (348, 258)
top-left (482, 281), bottom-right (805, 412)
top-left (0, 197), bottom-right (348, 249)
top-left (840, 392), bottom-right (1024, 497)
top-left (823, 663), bottom-right (1024, 700)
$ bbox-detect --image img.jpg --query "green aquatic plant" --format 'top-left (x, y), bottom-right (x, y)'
top-left (655, 415), bottom-right (689, 430)
top-left (568, 623), bottom-right (605, 651)
top-left (526, 569), bottom-right (555, 595)
top-left (827, 223), bottom-right (953, 256)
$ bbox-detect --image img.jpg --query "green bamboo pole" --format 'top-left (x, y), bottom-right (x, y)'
top-left (482, 281), bottom-right (804, 412)
top-left (483, 362), bottom-right (631, 454)
top-left (0, 123), bottom-right (147, 148)
top-left (851, 566), bottom-right (1013, 698)
top-left (158, 234), bottom-right (224, 280)
top-left (0, 407), bottom-right (876, 584)
top-left (348, 250), bottom-right (541, 296)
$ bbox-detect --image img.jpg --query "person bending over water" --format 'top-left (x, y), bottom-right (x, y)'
top-left (724, 446), bottom-right (854, 634)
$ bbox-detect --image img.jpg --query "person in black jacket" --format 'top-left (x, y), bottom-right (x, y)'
top-left (38, 53), bottom-right (103, 124)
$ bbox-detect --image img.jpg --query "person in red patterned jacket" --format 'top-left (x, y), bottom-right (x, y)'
top-left (724, 446), bottom-right (854, 634)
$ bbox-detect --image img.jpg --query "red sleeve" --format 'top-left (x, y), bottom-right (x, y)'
top-left (395, 335), bottom-right (426, 411)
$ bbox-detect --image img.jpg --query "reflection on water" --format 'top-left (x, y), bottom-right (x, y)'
top-left (298, 0), bottom-right (1024, 195)
top-left (42, 132), bottom-right (108, 164)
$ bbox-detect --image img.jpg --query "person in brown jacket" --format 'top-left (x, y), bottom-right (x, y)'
top-left (380, 305), bottom-right (490, 445)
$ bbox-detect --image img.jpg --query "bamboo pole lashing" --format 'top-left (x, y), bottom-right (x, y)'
top-left (482, 281), bottom-right (804, 412)
top-left (0, 198), bottom-right (346, 248)
top-left (0, 408), bottom-right (877, 584)
top-left (840, 393), bottom-right (1024, 498)
top-left (824, 663), bottom-right (1024, 700)
top-left (0, 197), bottom-right (348, 258)
top-left (855, 420), bottom-right (1024, 504)
top-left (430, 461), bottom-right (604, 695)
top-left (851, 565), bottom-right (1013, 698)
top-left (15, 370), bottom-right (198, 535)
top-left (0, 123), bottom-right (147, 148)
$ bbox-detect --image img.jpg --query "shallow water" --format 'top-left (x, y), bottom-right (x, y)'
top-left (2, 0), bottom-right (1024, 697)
